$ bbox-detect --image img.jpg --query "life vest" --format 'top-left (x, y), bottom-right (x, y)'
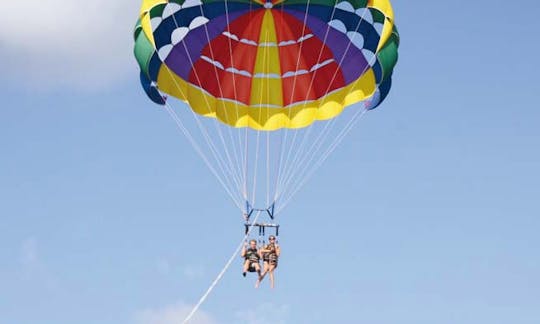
top-left (245, 248), bottom-right (259, 262)
top-left (263, 243), bottom-right (278, 263)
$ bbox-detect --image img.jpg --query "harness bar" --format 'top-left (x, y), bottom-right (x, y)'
top-left (245, 201), bottom-right (275, 221)
top-left (244, 222), bottom-right (280, 237)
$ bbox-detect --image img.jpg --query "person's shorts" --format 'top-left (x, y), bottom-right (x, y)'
top-left (264, 259), bottom-right (278, 268)
top-left (247, 261), bottom-right (259, 272)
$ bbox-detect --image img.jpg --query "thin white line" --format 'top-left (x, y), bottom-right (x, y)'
top-left (250, 28), bottom-right (270, 207)
top-left (143, 5), bottom-right (245, 209)
top-left (278, 108), bottom-right (367, 212)
top-left (199, 4), bottom-right (246, 195)
top-left (169, 9), bottom-right (245, 198)
top-left (182, 210), bottom-right (263, 324)
top-left (276, 5), bottom-right (375, 202)
top-left (163, 102), bottom-right (244, 210)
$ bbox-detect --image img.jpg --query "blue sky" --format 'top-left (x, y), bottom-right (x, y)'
top-left (1, 1), bottom-right (539, 323)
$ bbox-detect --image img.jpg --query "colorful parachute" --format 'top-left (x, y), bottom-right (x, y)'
top-left (134, 0), bottom-right (399, 131)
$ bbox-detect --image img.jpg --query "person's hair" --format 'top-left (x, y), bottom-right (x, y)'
top-left (249, 239), bottom-right (257, 244)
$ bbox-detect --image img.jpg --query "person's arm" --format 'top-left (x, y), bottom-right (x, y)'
top-left (275, 244), bottom-right (281, 257)
top-left (241, 243), bottom-right (247, 258)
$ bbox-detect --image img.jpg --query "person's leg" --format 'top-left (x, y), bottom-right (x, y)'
top-left (260, 261), bottom-right (269, 279)
top-left (254, 263), bottom-right (262, 288)
top-left (242, 260), bottom-right (249, 276)
top-left (256, 262), bottom-right (269, 288)
top-left (268, 264), bottom-right (276, 289)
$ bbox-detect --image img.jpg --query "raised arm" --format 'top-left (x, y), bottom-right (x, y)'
top-left (241, 243), bottom-right (247, 258)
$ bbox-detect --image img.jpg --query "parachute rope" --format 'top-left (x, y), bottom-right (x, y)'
top-left (163, 102), bottom-right (244, 210)
top-left (182, 210), bottom-right (263, 324)
top-left (276, 0), bottom-right (343, 197)
top-left (222, 0), bottom-right (246, 192)
top-left (165, 3), bottom-right (257, 214)
top-left (251, 127), bottom-right (262, 205)
top-left (266, 131), bottom-right (271, 207)
top-left (276, 35), bottom-right (382, 206)
top-left (165, 13), bottom-right (247, 200)
top-left (198, 8), bottom-right (247, 196)
top-left (252, 28), bottom-right (270, 208)
top-left (278, 108), bottom-right (369, 213)
top-left (156, 9), bottom-right (250, 210)
top-left (160, 65), bottom-right (246, 207)
top-left (273, 6), bottom-right (375, 204)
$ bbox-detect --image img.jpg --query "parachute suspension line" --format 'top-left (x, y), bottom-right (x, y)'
top-left (182, 210), bottom-right (263, 324)
top-left (274, 122), bottom-right (315, 198)
top-left (274, 0), bottom-right (343, 208)
top-left (273, 124), bottom-right (290, 204)
top-left (274, 126), bottom-right (301, 200)
top-left (272, 1), bottom-right (288, 202)
top-left (273, 5), bottom-right (340, 199)
top-left (277, 115), bottom-right (342, 200)
top-left (250, 29), bottom-right (269, 208)
top-left (198, 7), bottom-right (246, 194)
top-left (272, 128), bottom-right (287, 203)
top-left (274, 0), bottom-right (352, 202)
top-left (277, 81), bottom-right (373, 206)
top-left (198, 5), bottom-right (246, 195)
top-left (162, 102), bottom-right (244, 210)
top-left (147, 26), bottom-right (244, 209)
top-left (277, 11), bottom-right (381, 208)
top-left (265, 32), bottom-right (272, 208)
top-left (243, 126), bottom-right (249, 201)
top-left (222, 0), bottom-right (247, 187)
top-left (167, 14), bottom-right (245, 197)
top-left (272, 0), bottom-right (314, 205)
top-left (251, 129), bottom-right (262, 206)
top-left (266, 130), bottom-right (271, 207)
top-left (162, 68), bottom-right (243, 203)
top-left (275, 6), bottom-right (375, 204)
top-left (271, 2), bottom-right (292, 206)
top-left (240, 2), bottom-right (255, 203)
top-left (277, 108), bottom-right (368, 212)
top-left (274, 114), bottom-right (333, 203)
top-left (276, 100), bottom-right (352, 201)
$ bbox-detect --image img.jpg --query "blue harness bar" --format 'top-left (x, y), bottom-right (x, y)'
top-left (245, 201), bottom-right (275, 221)
top-left (244, 201), bottom-right (279, 237)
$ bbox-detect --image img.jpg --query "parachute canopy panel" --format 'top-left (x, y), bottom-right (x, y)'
top-left (134, 0), bottom-right (399, 130)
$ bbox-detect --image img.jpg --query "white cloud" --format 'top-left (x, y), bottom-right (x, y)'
top-left (0, 1), bottom-right (140, 90)
top-left (235, 303), bottom-right (290, 324)
top-left (135, 302), bottom-right (218, 324)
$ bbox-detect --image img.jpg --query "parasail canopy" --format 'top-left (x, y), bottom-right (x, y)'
top-left (134, 0), bottom-right (399, 131)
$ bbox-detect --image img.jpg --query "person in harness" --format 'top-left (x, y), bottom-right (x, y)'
top-left (241, 239), bottom-right (261, 279)
top-left (256, 235), bottom-right (280, 289)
